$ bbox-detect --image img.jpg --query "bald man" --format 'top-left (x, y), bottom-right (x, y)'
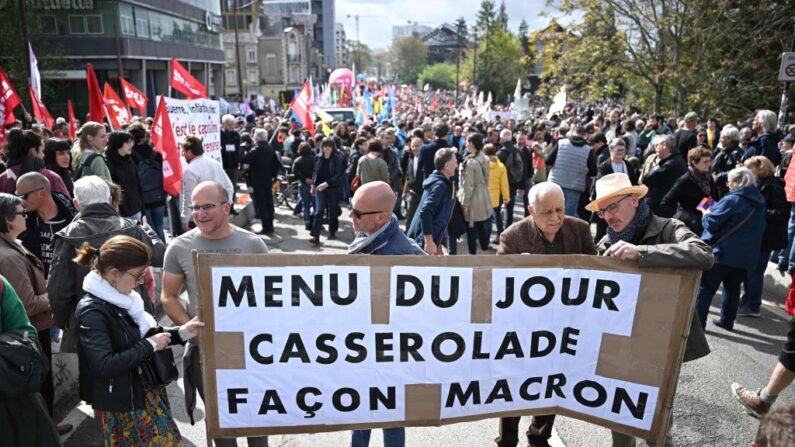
top-left (161, 180), bottom-right (269, 447)
top-left (348, 181), bottom-right (423, 447)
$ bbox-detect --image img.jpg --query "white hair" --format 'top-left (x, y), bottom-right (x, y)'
top-left (73, 175), bottom-right (111, 207)
top-left (528, 182), bottom-right (564, 211)
top-left (728, 166), bottom-right (756, 190)
top-left (253, 128), bottom-right (268, 142)
top-left (720, 125), bottom-right (741, 143)
top-left (222, 114), bottom-right (236, 126)
top-left (756, 109), bottom-right (777, 134)
top-left (500, 129), bottom-right (513, 141)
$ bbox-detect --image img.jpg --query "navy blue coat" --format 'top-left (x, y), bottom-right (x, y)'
top-left (701, 185), bottom-right (766, 270)
top-left (407, 170), bottom-right (454, 247)
top-left (419, 138), bottom-right (450, 180)
top-left (743, 133), bottom-right (782, 166)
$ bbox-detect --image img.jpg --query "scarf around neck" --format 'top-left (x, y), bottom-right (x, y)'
top-left (83, 270), bottom-right (156, 338)
top-left (689, 166), bottom-right (711, 197)
top-left (605, 199), bottom-right (652, 246)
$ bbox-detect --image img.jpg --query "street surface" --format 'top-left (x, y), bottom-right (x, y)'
top-left (60, 202), bottom-right (795, 446)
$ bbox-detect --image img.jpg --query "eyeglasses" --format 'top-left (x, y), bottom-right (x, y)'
top-left (596, 195), bottom-right (632, 218)
top-left (13, 209), bottom-right (31, 218)
top-left (15, 187), bottom-right (44, 200)
top-left (351, 207), bottom-right (384, 219)
top-left (189, 201), bottom-right (228, 213)
top-left (123, 269), bottom-right (147, 283)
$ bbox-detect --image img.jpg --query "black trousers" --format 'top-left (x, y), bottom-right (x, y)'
top-left (496, 414), bottom-right (555, 446)
top-left (37, 329), bottom-right (54, 416)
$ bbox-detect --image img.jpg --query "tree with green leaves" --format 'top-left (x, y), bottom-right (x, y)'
top-left (463, 27), bottom-right (523, 103)
top-left (393, 35), bottom-right (428, 84)
top-left (496, 1), bottom-right (509, 31)
top-left (418, 63), bottom-right (457, 90)
top-left (475, 0), bottom-right (496, 35)
top-left (518, 19), bottom-right (530, 55)
top-left (350, 41), bottom-right (373, 73)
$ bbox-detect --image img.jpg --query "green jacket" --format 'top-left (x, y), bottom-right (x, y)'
top-left (0, 276), bottom-right (36, 335)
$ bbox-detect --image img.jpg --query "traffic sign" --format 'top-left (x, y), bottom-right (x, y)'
top-left (780, 52), bottom-right (795, 81)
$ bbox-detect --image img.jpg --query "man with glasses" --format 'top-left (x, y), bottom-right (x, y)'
top-left (161, 180), bottom-right (268, 447)
top-left (16, 172), bottom-right (76, 278)
top-left (587, 173), bottom-right (713, 447)
top-left (180, 134), bottom-right (235, 233)
top-left (495, 181), bottom-right (595, 447)
top-left (347, 181), bottom-right (422, 447)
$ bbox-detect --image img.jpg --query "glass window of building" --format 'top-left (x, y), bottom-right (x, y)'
top-left (225, 47), bottom-right (234, 62)
top-left (86, 16), bottom-right (103, 34)
top-left (265, 54), bottom-right (277, 76)
top-left (226, 69), bottom-right (237, 87)
top-left (136, 18), bottom-right (150, 38)
top-left (247, 69), bottom-right (258, 85)
top-left (247, 48), bottom-right (256, 63)
top-left (120, 14), bottom-right (135, 36)
top-left (68, 15), bottom-right (86, 34)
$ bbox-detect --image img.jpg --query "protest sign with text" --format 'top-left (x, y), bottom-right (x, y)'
top-left (156, 96), bottom-right (221, 163)
top-left (195, 254), bottom-right (700, 445)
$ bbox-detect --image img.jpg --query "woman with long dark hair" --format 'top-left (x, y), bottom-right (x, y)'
top-left (128, 123), bottom-right (166, 242)
top-left (44, 138), bottom-right (74, 197)
top-left (105, 131), bottom-right (144, 221)
top-left (0, 129), bottom-right (70, 197)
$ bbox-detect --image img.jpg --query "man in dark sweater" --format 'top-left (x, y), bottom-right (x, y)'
top-left (418, 121), bottom-right (451, 180)
top-left (675, 111), bottom-right (699, 160)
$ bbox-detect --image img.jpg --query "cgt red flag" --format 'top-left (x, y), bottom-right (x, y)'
top-left (28, 85), bottom-right (54, 129)
top-left (290, 80), bottom-right (314, 136)
top-left (120, 78), bottom-right (148, 115)
top-left (0, 66), bottom-right (21, 144)
top-left (150, 96), bottom-right (182, 196)
top-left (86, 64), bottom-right (106, 123)
top-left (103, 82), bottom-right (132, 129)
top-left (67, 99), bottom-right (77, 140)
top-left (170, 58), bottom-right (206, 99)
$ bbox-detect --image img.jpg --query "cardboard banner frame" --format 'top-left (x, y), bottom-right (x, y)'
top-left (194, 254), bottom-right (701, 446)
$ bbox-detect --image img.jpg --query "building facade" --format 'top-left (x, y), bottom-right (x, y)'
top-left (13, 0), bottom-right (225, 116)
top-left (222, 0), bottom-right (260, 99)
top-left (422, 23), bottom-right (466, 64)
top-left (392, 23), bottom-right (432, 41)
top-left (335, 23), bottom-right (350, 69)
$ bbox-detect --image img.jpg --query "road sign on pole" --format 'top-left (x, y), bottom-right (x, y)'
top-left (779, 52), bottom-right (795, 81)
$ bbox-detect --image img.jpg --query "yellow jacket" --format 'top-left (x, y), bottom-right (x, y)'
top-left (487, 155), bottom-right (510, 207)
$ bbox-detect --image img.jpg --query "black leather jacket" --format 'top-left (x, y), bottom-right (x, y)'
top-left (75, 293), bottom-right (184, 412)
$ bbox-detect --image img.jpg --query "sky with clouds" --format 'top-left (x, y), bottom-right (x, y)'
top-left (334, 0), bottom-right (572, 51)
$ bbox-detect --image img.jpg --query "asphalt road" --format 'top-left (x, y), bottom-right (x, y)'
top-left (60, 202), bottom-right (794, 447)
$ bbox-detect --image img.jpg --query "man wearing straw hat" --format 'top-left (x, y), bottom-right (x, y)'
top-left (587, 172), bottom-right (714, 447)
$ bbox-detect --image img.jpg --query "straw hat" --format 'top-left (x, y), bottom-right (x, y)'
top-left (585, 173), bottom-right (648, 212)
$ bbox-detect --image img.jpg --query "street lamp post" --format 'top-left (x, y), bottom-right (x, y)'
top-left (228, 0), bottom-right (244, 99)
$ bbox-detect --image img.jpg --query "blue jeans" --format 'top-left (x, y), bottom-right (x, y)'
top-left (299, 182), bottom-right (312, 225)
top-left (781, 204), bottom-right (795, 270)
top-left (350, 428), bottom-right (405, 447)
top-left (561, 187), bottom-right (581, 217)
top-left (695, 263), bottom-right (746, 330)
top-left (741, 250), bottom-right (771, 313)
top-left (466, 218), bottom-right (492, 254)
top-left (311, 188), bottom-right (339, 238)
top-left (342, 173), bottom-right (351, 201)
top-left (144, 205), bottom-right (166, 243)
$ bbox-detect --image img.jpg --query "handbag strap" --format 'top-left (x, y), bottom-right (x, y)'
top-left (714, 207), bottom-right (755, 245)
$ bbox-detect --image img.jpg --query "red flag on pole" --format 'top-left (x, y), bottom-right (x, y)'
top-left (103, 83), bottom-right (132, 129)
top-left (67, 99), bottom-right (77, 141)
top-left (290, 80), bottom-right (314, 136)
top-left (86, 64), bottom-right (105, 123)
top-left (150, 96), bottom-right (182, 196)
top-left (28, 85), bottom-right (54, 129)
top-left (0, 66), bottom-right (21, 145)
top-left (120, 78), bottom-right (148, 115)
top-left (170, 58), bottom-right (206, 99)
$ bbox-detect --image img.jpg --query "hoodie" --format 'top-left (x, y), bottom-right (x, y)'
top-left (407, 170), bottom-right (454, 247)
top-left (701, 185), bottom-right (767, 270)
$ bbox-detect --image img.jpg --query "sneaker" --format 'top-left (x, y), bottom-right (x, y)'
top-left (731, 383), bottom-right (770, 418)
top-left (737, 308), bottom-right (761, 318)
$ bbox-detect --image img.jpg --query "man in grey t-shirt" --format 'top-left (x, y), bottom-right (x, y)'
top-left (162, 180), bottom-right (268, 447)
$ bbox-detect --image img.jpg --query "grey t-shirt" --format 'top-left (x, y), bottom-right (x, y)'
top-left (163, 226), bottom-right (268, 318)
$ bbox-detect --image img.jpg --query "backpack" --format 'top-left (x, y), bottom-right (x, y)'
top-left (0, 281), bottom-right (50, 398)
top-left (72, 152), bottom-right (102, 181)
top-left (137, 157), bottom-right (166, 203)
top-left (505, 149), bottom-right (524, 184)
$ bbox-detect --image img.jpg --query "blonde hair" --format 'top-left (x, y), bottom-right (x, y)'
top-left (744, 155), bottom-right (776, 179)
top-left (71, 122), bottom-right (106, 168)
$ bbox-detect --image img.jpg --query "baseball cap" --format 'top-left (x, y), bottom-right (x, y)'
top-left (684, 112), bottom-right (699, 122)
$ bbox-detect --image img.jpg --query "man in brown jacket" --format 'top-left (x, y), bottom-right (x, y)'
top-left (589, 173), bottom-right (713, 447)
top-left (496, 181), bottom-right (596, 447)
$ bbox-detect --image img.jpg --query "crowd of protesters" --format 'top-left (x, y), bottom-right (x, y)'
top-left (2, 85), bottom-right (795, 447)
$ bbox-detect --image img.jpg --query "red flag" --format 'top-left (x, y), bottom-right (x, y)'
top-left (290, 80), bottom-right (314, 136)
top-left (103, 83), bottom-right (132, 129)
top-left (67, 99), bottom-right (77, 140)
top-left (28, 85), bottom-right (54, 129)
top-left (431, 98), bottom-right (438, 112)
top-left (120, 78), bottom-right (148, 115)
top-left (170, 58), bottom-right (206, 99)
top-left (86, 64), bottom-right (105, 123)
top-left (150, 96), bottom-right (182, 196)
top-left (0, 66), bottom-right (21, 126)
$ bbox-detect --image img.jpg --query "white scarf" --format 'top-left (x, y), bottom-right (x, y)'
top-left (83, 271), bottom-right (156, 338)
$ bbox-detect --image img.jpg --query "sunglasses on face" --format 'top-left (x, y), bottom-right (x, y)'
top-left (13, 209), bottom-right (32, 218)
top-left (15, 187), bottom-right (44, 200)
top-left (351, 208), bottom-right (383, 219)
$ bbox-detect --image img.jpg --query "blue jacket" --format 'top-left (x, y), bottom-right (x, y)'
top-left (407, 170), bottom-right (454, 247)
top-left (743, 133), bottom-right (782, 166)
top-left (348, 215), bottom-right (425, 255)
top-left (701, 185), bottom-right (766, 270)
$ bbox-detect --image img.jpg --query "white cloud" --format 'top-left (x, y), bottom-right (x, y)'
top-left (335, 0), bottom-right (574, 51)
